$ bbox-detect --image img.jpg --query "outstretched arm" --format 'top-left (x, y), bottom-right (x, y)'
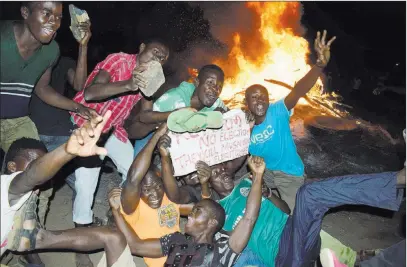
top-left (108, 189), bottom-right (164, 257)
top-left (158, 134), bottom-right (194, 204)
top-left (34, 68), bottom-right (98, 120)
top-left (228, 156), bottom-right (265, 253)
top-left (284, 30), bottom-right (336, 110)
top-left (121, 123), bottom-right (168, 215)
top-left (8, 111), bottom-right (111, 206)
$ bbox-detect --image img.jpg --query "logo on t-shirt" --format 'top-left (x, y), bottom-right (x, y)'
top-left (158, 204), bottom-right (178, 228)
top-left (240, 187), bottom-right (250, 197)
top-left (251, 125), bottom-right (274, 144)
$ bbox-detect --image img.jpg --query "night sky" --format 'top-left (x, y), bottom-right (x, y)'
top-left (1, 1), bottom-right (405, 87)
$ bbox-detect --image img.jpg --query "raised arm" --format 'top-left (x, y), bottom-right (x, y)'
top-left (84, 64), bottom-right (147, 102)
top-left (228, 156), bottom-right (265, 253)
top-left (121, 123), bottom-right (168, 215)
top-left (108, 188), bottom-right (164, 257)
top-left (8, 111), bottom-right (110, 206)
top-left (158, 134), bottom-right (194, 204)
top-left (284, 30), bottom-right (336, 110)
top-left (68, 22), bottom-right (92, 91)
top-left (34, 68), bottom-right (98, 120)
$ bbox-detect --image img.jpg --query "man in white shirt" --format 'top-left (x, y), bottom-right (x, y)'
top-left (1, 110), bottom-right (111, 257)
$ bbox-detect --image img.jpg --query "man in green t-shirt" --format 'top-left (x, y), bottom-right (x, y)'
top-left (0, 3), bottom-right (97, 266)
top-left (0, 2), bottom-right (97, 153)
top-left (220, 169), bottom-right (405, 267)
top-left (124, 64), bottom-right (228, 157)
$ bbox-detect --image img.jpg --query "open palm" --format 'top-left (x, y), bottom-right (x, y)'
top-left (66, 111), bottom-right (111, 157)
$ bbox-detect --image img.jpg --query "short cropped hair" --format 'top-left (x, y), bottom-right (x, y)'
top-left (202, 198), bottom-right (226, 233)
top-left (5, 138), bottom-right (47, 166)
top-left (198, 64), bottom-right (225, 81)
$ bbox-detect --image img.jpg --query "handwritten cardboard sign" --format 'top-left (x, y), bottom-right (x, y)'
top-left (168, 109), bottom-right (250, 176)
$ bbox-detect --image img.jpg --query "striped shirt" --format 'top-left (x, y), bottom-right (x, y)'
top-left (70, 53), bottom-right (142, 142)
top-left (160, 231), bottom-right (240, 267)
top-left (1, 20), bottom-right (59, 119)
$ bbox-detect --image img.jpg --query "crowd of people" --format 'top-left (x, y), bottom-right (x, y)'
top-left (1, 2), bottom-right (405, 267)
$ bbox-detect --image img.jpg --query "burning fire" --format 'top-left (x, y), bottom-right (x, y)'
top-left (200, 2), bottom-right (346, 117)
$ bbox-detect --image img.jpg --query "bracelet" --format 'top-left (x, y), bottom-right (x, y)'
top-left (201, 190), bottom-right (212, 199)
top-left (73, 107), bottom-right (80, 113)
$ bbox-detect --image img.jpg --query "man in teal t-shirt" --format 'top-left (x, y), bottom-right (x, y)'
top-left (245, 30), bottom-right (336, 212)
top-left (219, 178), bottom-right (289, 266)
top-left (126, 64), bottom-right (228, 157)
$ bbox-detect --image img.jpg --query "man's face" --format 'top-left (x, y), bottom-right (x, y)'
top-left (7, 149), bottom-right (46, 174)
top-left (22, 2), bottom-right (63, 44)
top-left (185, 201), bottom-right (212, 235)
top-left (138, 42), bottom-right (169, 66)
top-left (210, 164), bottom-right (234, 197)
top-left (196, 70), bottom-right (224, 107)
top-left (140, 171), bottom-right (165, 209)
top-left (245, 87), bottom-right (270, 117)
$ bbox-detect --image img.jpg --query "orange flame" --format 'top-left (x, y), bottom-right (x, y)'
top-left (208, 2), bottom-right (345, 116)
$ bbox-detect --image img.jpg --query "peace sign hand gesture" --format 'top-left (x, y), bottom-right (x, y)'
top-left (314, 30), bottom-right (336, 68)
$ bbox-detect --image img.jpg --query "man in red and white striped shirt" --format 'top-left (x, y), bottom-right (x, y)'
top-left (68, 39), bottom-right (169, 262)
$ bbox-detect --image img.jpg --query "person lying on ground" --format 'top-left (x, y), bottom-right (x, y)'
top-left (67, 39), bottom-right (170, 249)
top-left (124, 64), bottom-right (229, 158)
top-left (12, 156), bottom-right (267, 267)
top-left (111, 123), bottom-right (194, 267)
top-left (158, 133), bottom-right (241, 201)
top-left (1, 110), bottom-right (111, 258)
top-left (219, 165), bottom-right (405, 267)
top-left (243, 30), bottom-right (336, 212)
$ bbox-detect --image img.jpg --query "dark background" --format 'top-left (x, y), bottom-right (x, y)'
top-left (1, 1), bottom-right (406, 132)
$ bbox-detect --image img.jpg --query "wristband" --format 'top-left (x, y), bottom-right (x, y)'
top-left (201, 191), bottom-right (212, 199)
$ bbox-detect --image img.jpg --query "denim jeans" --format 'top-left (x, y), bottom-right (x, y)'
top-left (276, 172), bottom-right (403, 267)
top-left (360, 240), bottom-right (406, 267)
top-left (133, 132), bottom-right (154, 158)
top-left (233, 247), bottom-right (268, 267)
top-left (73, 134), bottom-right (133, 224)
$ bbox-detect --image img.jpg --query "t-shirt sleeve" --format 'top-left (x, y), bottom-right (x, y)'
top-left (120, 204), bottom-right (140, 227)
top-left (215, 231), bottom-right (241, 266)
top-left (153, 84), bottom-right (188, 112)
top-left (1, 172), bottom-right (33, 211)
top-left (48, 41), bottom-right (60, 69)
top-left (269, 99), bottom-right (293, 118)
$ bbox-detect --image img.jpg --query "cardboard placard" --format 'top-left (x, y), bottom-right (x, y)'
top-left (168, 109), bottom-right (250, 176)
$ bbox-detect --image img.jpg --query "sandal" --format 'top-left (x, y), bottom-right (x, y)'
top-left (168, 109), bottom-right (223, 133)
top-left (7, 194), bottom-right (41, 252)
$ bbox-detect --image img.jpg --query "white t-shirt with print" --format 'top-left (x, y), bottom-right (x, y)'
top-left (1, 171), bottom-right (32, 256)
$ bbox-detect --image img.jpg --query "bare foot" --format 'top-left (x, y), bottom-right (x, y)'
top-left (75, 253), bottom-right (94, 267)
